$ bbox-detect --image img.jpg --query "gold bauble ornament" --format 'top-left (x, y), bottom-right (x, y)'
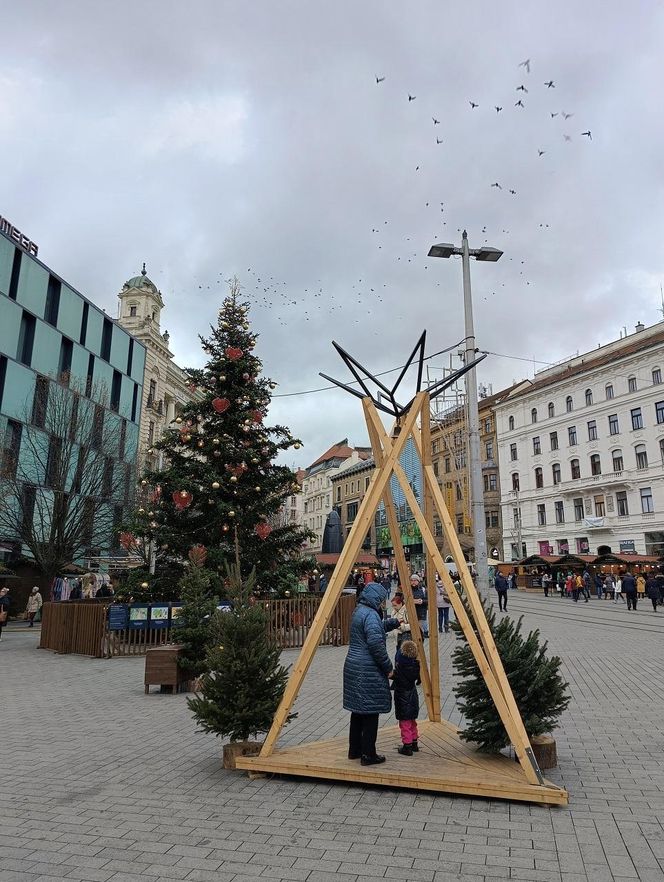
top-left (244, 419), bottom-right (251, 425)
top-left (138, 507), bottom-right (145, 514)
top-left (213, 438), bottom-right (220, 445)
top-left (197, 441), bottom-right (204, 448)
top-left (141, 479), bottom-right (148, 486)
top-left (284, 590), bottom-right (291, 597)
top-left (148, 511), bottom-right (154, 517)
top-left (219, 375), bottom-right (226, 381)
top-left (184, 434), bottom-right (192, 442)
top-left (230, 476), bottom-right (237, 483)
top-left (161, 544), bottom-right (169, 550)
top-left (175, 416), bottom-right (183, 424)
top-left (228, 510), bottom-right (236, 517)
top-left (141, 582), bottom-right (149, 589)
top-left (251, 457), bottom-right (259, 464)
top-left (294, 442), bottom-right (301, 449)
top-left (242, 426), bottom-right (250, 432)
top-left (233, 490), bottom-right (237, 495)
top-left (255, 486), bottom-right (261, 491)
top-left (149, 521), bottom-right (157, 528)
top-left (213, 451), bottom-right (221, 457)
top-left (222, 524), bottom-right (229, 532)
top-left (212, 481), bottom-right (220, 489)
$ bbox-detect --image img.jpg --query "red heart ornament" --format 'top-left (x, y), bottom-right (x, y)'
top-left (225, 347), bottom-right (243, 361)
top-left (255, 523), bottom-right (272, 541)
top-left (172, 490), bottom-right (193, 510)
top-left (251, 410), bottom-right (263, 423)
top-left (212, 397), bottom-right (230, 413)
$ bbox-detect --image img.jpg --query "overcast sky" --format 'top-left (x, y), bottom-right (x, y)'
top-left (2, 1), bottom-right (664, 468)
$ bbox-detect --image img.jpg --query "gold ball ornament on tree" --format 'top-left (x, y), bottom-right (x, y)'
top-left (228, 510), bottom-right (236, 517)
top-left (294, 442), bottom-right (301, 449)
top-left (230, 476), bottom-right (237, 483)
top-left (149, 521), bottom-right (158, 528)
top-left (148, 511), bottom-right (154, 517)
top-left (141, 582), bottom-right (149, 589)
top-left (175, 416), bottom-right (183, 424)
top-left (251, 457), bottom-right (259, 464)
top-left (141, 479), bottom-right (148, 486)
top-left (219, 375), bottom-right (226, 381)
top-left (184, 434), bottom-right (192, 442)
top-left (197, 440), bottom-right (204, 448)
top-left (254, 486), bottom-right (261, 491)
top-left (138, 507), bottom-right (145, 514)
top-left (213, 438), bottom-right (220, 445)
top-left (212, 481), bottom-right (220, 490)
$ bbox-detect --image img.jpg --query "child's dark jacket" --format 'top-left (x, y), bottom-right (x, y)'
top-left (391, 653), bottom-right (421, 720)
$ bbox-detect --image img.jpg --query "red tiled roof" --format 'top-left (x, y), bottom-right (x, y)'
top-left (308, 439), bottom-right (371, 469)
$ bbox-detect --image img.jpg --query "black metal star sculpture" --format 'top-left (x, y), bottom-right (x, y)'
top-left (320, 331), bottom-right (487, 418)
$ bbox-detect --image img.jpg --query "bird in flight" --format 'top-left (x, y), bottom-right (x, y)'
top-left (432, 117), bottom-right (440, 125)
top-left (408, 94), bottom-right (416, 101)
top-left (545, 80), bottom-right (555, 88)
top-left (516, 84), bottom-right (528, 93)
top-left (509, 189), bottom-right (517, 195)
top-left (495, 106), bottom-right (503, 113)
top-left (469, 100), bottom-right (479, 108)
top-left (491, 182), bottom-right (502, 189)
top-left (436, 137), bottom-right (444, 144)
top-left (581, 130), bottom-right (592, 139)
top-left (538, 149), bottom-right (546, 156)
top-left (376, 75), bottom-right (385, 84)
top-left (519, 59), bottom-right (531, 73)
top-left (562, 111), bottom-right (574, 119)
top-left (515, 99), bottom-right (525, 108)
top-left (563, 134), bottom-right (572, 142)
top-left (551, 112), bottom-right (559, 118)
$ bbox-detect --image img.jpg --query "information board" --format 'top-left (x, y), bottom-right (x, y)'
top-left (108, 604), bottom-right (129, 631)
top-left (128, 604), bottom-right (149, 630)
top-left (170, 605), bottom-right (184, 625)
top-left (149, 605), bottom-right (169, 629)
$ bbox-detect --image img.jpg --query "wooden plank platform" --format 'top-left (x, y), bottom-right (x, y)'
top-left (236, 720), bottom-right (568, 806)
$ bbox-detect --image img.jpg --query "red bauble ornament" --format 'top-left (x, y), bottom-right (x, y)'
top-left (226, 463), bottom-right (247, 478)
top-left (119, 531), bottom-right (137, 551)
top-left (172, 489), bottom-right (193, 510)
top-left (212, 397), bottom-right (231, 413)
top-left (251, 410), bottom-right (263, 424)
top-left (255, 522), bottom-right (272, 541)
top-left (225, 347), bottom-right (243, 361)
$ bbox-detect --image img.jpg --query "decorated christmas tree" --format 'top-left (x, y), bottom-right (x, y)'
top-left (452, 597), bottom-right (570, 752)
top-left (188, 546), bottom-right (290, 743)
top-left (131, 279), bottom-right (312, 596)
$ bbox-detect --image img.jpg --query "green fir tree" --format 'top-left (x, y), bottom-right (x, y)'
top-left (176, 546), bottom-right (218, 679)
top-left (130, 278), bottom-right (312, 596)
top-left (188, 549), bottom-right (290, 742)
top-left (451, 596), bottom-right (570, 752)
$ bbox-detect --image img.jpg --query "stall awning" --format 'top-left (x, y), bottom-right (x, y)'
top-left (315, 552), bottom-right (379, 567)
top-left (519, 555), bottom-right (561, 566)
top-left (594, 553), bottom-right (661, 567)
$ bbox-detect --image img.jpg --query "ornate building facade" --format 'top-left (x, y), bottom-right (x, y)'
top-left (116, 266), bottom-right (196, 473)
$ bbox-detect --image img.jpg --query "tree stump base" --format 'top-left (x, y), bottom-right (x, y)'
top-left (222, 741), bottom-right (262, 770)
top-left (531, 734), bottom-right (557, 769)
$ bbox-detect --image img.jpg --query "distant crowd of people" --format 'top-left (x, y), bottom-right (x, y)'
top-left (535, 568), bottom-right (663, 611)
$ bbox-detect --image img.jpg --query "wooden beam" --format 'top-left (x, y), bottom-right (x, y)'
top-left (363, 399), bottom-right (435, 720)
top-left (259, 396), bottom-right (424, 758)
top-left (420, 394), bottom-right (441, 719)
top-left (364, 406), bottom-right (541, 786)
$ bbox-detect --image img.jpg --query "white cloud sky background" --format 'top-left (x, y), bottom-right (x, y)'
top-left (2, 1), bottom-right (664, 466)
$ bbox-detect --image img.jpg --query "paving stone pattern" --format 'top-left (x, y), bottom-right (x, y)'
top-left (2, 593), bottom-right (664, 882)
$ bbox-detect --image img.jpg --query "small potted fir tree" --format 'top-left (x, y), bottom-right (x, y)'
top-left (188, 550), bottom-right (290, 769)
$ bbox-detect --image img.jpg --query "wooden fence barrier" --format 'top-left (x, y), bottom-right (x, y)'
top-left (40, 593), bottom-right (356, 658)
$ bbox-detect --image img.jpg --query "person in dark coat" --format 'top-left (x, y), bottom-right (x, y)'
top-left (655, 570), bottom-right (664, 605)
top-left (410, 574), bottom-right (428, 637)
top-left (622, 571), bottom-right (637, 610)
top-left (646, 576), bottom-right (659, 612)
top-left (0, 587), bottom-right (10, 641)
top-left (494, 572), bottom-right (508, 612)
top-left (392, 640), bottom-right (421, 756)
top-left (343, 582), bottom-right (398, 765)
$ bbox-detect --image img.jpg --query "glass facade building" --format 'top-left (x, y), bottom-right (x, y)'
top-left (0, 228), bottom-right (146, 565)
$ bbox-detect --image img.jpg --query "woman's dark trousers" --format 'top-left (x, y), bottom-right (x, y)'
top-left (349, 713), bottom-right (379, 758)
top-left (497, 591), bottom-right (507, 611)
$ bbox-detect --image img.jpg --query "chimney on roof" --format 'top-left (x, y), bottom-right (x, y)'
top-left (635, 321), bottom-right (645, 333)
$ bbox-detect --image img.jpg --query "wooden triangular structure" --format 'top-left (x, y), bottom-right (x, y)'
top-left (238, 393), bottom-right (567, 805)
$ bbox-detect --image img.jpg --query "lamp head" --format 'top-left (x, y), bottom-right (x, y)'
top-left (427, 243), bottom-right (456, 259)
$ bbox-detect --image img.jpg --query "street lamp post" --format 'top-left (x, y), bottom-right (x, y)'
top-left (428, 231), bottom-right (502, 597)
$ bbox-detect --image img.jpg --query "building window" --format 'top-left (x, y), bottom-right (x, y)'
top-left (456, 514), bottom-right (464, 534)
top-left (616, 491), bottom-right (629, 517)
top-left (44, 275), bottom-right (61, 327)
top-left (590, 453), bottom-right (601, 476)
top-left (485, 510), bottom-right (499, 528)
top-left (535, 467), bottom-right (543, 488)
top-left (568, 426), bottom-right (577, 446)
top-left (456, 484), bottom-right (463, 501)
top-left (92, 405), bottom-right (104, 450)
top-left (631, 408), bottom-right (643, 430)
top-left (635, 444), bottom-right (648, 470)
top-left (127, 338), bottom-right (134, 376)
top-left (570, 459), bottom-right (581, 479)
top-left (346, 501), bottom-right (359, 522)
top-left (552, 463), bottom-right (561, 485)
top-left (431, 439), bottom-right (440, 455)
top-left (532, 436), bottom-right (541, 455)
top-left (510, 443), bottom-right (517, 461)
top-left (0, 356), bottom-right (5, 412)
top-left (537, 504), bottom-right (546, 526)
top-left (86, 353), bottom-right (95, 398)
top-left (511, 472), bottom-right (520, 491)
top-left (655, 401), bottom-right (664, 424)
top-left (513, 507), bottom-right (521, 528)
top-left (628, 376), bottom-right (637, 393)
top-left (587, 420), bottom-right (597, 441)
top-left (660, 438), bottom-right (664, 465)
top-left (484, 473), bottom-right (497, 492)
top-left (550, 431), bottom-right (559, 451)
top-left (585, 388), bottom-right (593, 406)
top-left (148, 379), bottom-right (157, 404)
top-left (573, 498), bottom-right (584, 521)
top-left (58, 337), bottom-right (73, 382)
top-left (566, 395), bottom-right (573, 412)
top-left (111, 370), bottom-right (122, 413)
top-left (612, 449), bottom-right (624, 472)
top-left (101, 318), bottom-right (113, 362)
top-left (8, 248), bottom-right (21, 300)
top-left (531, 407), bottom-right (538, 424)
top-left (594, 495), bottom-right (605, 516)
top-left (102, 459), bottom-right (114, 497)
top-left (484, 417), bottom-right (492, 433)
top-left (1, 420), bottom-right (22, 478)
top-left (17, 311), bottom-right (36, 367)
top-left (485, 440), bottom-right (494, 459)
top-left (80, 302), bottom-right (89, 346)
top-left (147, 421), bottom-right (155, 445)
top-left (548, 402), bottom-right (555, 418)
top-left (609, 414), bottom-right (619, 435)
top-left (605, 383), bottom-right (614, 400)
top-left (130, 305), bottom-right (137, 317)
top-left (508, 415), bottom-right (514, 431)
top-left (653, 368), bottom-right (662, 385)
top-left (554, 501), bottom-right (565, 524)
top-left (32, 376), bottom-right (49, 428)
top-left (641, 487), bottom-right (654, 513)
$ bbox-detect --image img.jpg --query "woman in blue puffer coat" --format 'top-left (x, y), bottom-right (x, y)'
top-left (343, 582), bottom-right (398, 765)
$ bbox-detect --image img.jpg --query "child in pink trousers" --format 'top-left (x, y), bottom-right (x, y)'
top-left (392, 640), bottom-right (421, 756)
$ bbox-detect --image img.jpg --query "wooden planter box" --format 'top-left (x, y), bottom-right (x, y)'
top-left (223, 741), bottom-right (262, 769)
top-left (144, 644), bottom-right (191, 694)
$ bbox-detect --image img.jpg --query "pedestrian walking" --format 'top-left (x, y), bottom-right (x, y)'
top-left (541, 572), bottom-right (551, 598)
top-left (636, 573), bottom-right (646, 601)
top-left (594, 573), bottom-right (604, 601)
top-left (582, 569), bottom-right (591, 602)
top-left (614, 575), bottom-right (625, 603)
top-left (0, 587), bottom-right (10, 641)
top-left (390, 592), bottom-right (411, 660)
top-left (391, 640), bottom-right (421, 756)
top-left (602, 574), bottom-right (612, 600)
top-left (410, 574), bottom-right (428, 638)
top-left (495, 571), bottom-right (509, 612)
top-left (565, 572), bottom-right (574, 599)
top-left (507, 572), bottom-right (515, 591)
top-left (655, 570), bottom-right (664, 606)
top-left (622, 572), bottom-right (637, 610)
top-left (646, 575), bottom-right (659, 612)
top-left (25, 587), bottom-right (42, 627)
top-left (435, 575), bottom-right (451, 632)
top-left (343, 582), bottom-right (398, 765)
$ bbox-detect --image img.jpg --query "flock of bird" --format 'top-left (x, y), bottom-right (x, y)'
top-left (187, 57), bottom-right (593, 338)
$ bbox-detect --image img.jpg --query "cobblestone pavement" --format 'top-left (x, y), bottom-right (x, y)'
top-left (2, 592), bottom-right (664, 882)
